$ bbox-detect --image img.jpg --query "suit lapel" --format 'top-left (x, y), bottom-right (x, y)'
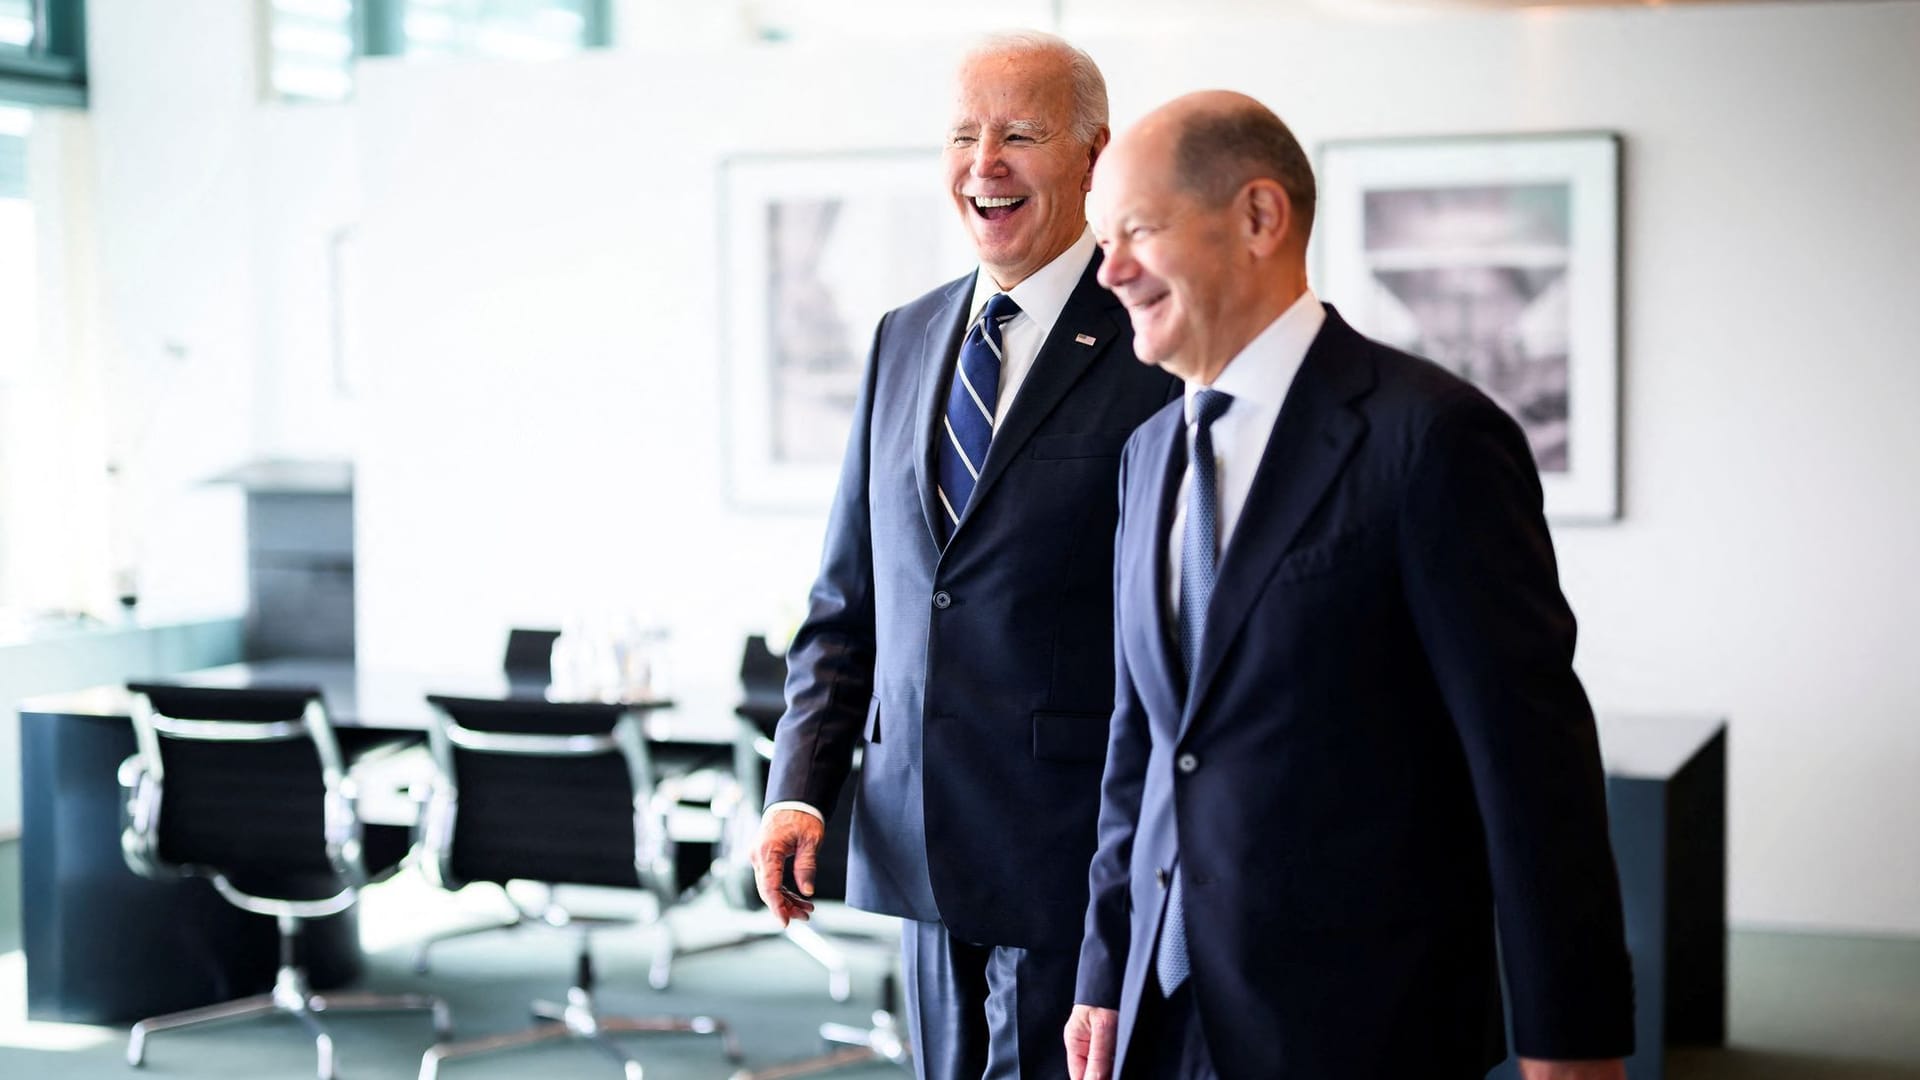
top-left (953, 254), bottom-right (1125, 543)
top-left (1129, 407), bottom-right (1187, 726)
top-left (912, 274), bottom-right (977, 544)
top-left (1181, 309), bottom-right (1376, 733)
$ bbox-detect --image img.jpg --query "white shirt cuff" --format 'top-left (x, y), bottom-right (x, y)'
top-left (763, 800), bottom-right (824, 825)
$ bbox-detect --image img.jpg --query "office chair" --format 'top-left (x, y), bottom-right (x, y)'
top-left (415, 694), bottom-right (739, 1080)
top-left (117, 683), bottom-right (450, 1080)
top-left (408, 626), bottom-right (569, 972)
top-left (502, 626), bottom-right (562, 684)
top-left (647, 636), bottom-right (882, 1004)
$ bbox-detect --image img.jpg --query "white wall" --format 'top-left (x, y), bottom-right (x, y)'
top-left (79, 0), bottom-right (361, 622)
top-left (347, 2), bottom-right (1920, 934)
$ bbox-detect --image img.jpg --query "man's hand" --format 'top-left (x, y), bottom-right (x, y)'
top-left (1064, 1004), bottom-right (1119, 1080)
top-left (1519, 1059), bottom-right (1628, 1080)
top-left (751, 808), bottom-right (824, 925)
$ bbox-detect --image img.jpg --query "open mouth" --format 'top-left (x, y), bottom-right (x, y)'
top-left (972, 195), bottom-right (1028, 221)
top-left (1129, 291), bottom-right (1169, 316)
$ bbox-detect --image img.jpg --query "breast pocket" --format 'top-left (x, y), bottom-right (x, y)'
top-left (1272, 527), bottom-right (1372, 584)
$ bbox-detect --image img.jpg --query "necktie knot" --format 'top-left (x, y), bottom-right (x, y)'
top-left (980, 291), bottom-right (1021, 330)
top-left (1191, 387), bottom-right (1233, 430)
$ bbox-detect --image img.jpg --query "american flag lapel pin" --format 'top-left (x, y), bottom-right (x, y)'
top-left (1074, 333), bottom-right (1097, 346)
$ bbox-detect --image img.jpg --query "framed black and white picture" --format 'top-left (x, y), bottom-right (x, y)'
top-left (1316, 132), bottom-right (1621, 521)
top-left (720, 151), bottom-right (972, 511)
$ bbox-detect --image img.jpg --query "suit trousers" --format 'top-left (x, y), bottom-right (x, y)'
top-left (1123, 977), bottom-right (1217, 1080)
top-left (901, 918), bottom-right (1079, 1080)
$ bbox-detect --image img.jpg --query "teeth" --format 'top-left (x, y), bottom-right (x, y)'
top-left (974, 196), bottom-right (1024, 209)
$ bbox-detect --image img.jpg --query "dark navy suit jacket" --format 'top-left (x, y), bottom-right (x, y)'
top-left (1075, 308), bottom-right (1634, 1077)
top-left (767, 254), bottom-right (1177, 947)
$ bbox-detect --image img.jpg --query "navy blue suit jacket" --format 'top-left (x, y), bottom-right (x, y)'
top-left (1076, 308), bottom-right (1634, 1077)
top-left (768, 254), bottom-right (1178, 947)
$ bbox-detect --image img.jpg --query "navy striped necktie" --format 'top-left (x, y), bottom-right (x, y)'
top-left (1158, 386), bottom-right (1233, 998)
top-left (935, 292), bottom-right (1020, 545)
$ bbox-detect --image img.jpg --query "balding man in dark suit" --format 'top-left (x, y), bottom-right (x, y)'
top-left (1066, 91), bottom-right (1634, 1080)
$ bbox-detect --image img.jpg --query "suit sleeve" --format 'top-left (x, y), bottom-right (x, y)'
top-left (1076, 438), bottom-right (1153, 1008)
top-left (1397, 390), bottom-right (1635, 1059)
top-left (764, 314), bottom-right (889, 817)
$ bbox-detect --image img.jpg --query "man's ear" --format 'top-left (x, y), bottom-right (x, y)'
top-left (1243, 179), bottom-right (1292, 257)
top-left (1083, 127), bottom-right (1111, 193)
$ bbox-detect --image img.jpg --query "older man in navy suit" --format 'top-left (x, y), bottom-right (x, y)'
top-left (750, 32), bottom-right (1177, 1080)
top-left (1065, 92), bottom-right (1634, 1080)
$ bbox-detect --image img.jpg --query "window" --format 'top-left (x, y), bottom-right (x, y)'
top-left (267, 0), bottom-right (357, 101)
top-left (265, 0), bottom-right (610, 103)
top-left (0, 0), bottom-right (86, 108)
top-left (0, 1), bottom-right (34, 51)
top-left (393, 0), bottom-right (599, 62)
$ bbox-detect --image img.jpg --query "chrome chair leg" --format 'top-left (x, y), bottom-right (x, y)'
top-left (422, 981), bottom-right (739, 1079)
top-left (310, 989), bottom-right (455, 1039)
top-left (128, 972), bottom-right (450, 1077)
top-left (288, 1007), bottom-right (337, 1080)
top-left (127, 994), bottom-right (279, 1066)
top-left (651, 913), bottom-right (875, 1002)
top-left (412, 917), bottom-right (528, 974)
top-left (726, 974), bottom-right (911, 1080)
top-left (419, 1022), bottom-right (572, 1080)
top-left (783, 922), bottom-right (854, 1003)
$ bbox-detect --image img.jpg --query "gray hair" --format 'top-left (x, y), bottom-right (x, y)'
top-left (962, 30), bottom-right (1109, 146)
top-left (1175, 101), bottom-right (1317, 239)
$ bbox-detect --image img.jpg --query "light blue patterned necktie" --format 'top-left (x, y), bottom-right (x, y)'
top-left (1158, 387), bottom-right (1233, 997)
top-left (935, 292), bottom-right (1020, 545)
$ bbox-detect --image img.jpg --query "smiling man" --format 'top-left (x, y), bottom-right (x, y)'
top-left (1064, 91), bottom-right (1634, 1080)
top-left (750, 31), bottom-right (1177, 1080)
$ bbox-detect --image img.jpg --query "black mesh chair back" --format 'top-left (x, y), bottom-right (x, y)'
top-left (119, 683), bottom-right (449, 1076)
top-left (501, 627), bottom-right (562, 683)
top-left (124, 683), bottom-right (364, 906)
top-left (422, 695), bottom-right (671, 898)
top-left (737, 634), bottom-right (787, 733)
top-left (414, 695), bottom-right (740, 1077)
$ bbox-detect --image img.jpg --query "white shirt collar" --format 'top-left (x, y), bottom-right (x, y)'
top-left (1184, 289), bottom-right (1327, 421)
top-left (969, 227), bottom-right (1096, 342)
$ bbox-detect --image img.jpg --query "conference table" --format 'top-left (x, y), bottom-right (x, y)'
top-left (17, 658), bottom-right (742, 1025)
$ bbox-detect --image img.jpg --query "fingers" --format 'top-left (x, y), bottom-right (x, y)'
top-left (751, 811), bottom-right (822, 925)
top-left (1086, 1006), bottom-right (1117, 1080)
top-left (792, 828), bottom-right (820, 898)
top-left (1064, 1006), bottom-right (1090, 1080)
top-left (1064, 1004), bottom-right (1117, 1080)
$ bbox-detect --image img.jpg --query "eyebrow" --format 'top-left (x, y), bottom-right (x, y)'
top-left (948, 118), bottom-right (1049, 137)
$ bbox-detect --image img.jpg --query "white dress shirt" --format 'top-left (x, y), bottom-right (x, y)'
top-left (766, 230), bottom-right (1099, 826)
top-left (1168, 290), bottom-right (1327, 617)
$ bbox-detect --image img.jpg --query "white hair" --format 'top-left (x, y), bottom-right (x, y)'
top-left (961, 30), bottom-right (1109, 145)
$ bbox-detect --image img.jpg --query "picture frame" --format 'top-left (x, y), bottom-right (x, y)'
top-left (719, 150), bottom-right (974, 511)
top-left (1315, 132), bottom-right (1622, 522)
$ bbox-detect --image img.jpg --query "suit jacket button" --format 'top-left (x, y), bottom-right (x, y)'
top-left (1155, 867), bottom-right (1169, 888)
top-left (1176, 752), bottom-right (1199, 774)
top-left (932, 590), bottom-right (952, 610)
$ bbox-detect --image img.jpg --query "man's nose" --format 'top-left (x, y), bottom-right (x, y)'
top-left (970, 138), bottom-right (1006, 178)
top-left (1097, 243), bottom-right (1130, 288)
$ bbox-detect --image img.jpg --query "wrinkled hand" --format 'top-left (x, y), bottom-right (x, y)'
top-left (1064, 1004), bottom-right (1119, 1080)
top-left (751, 808), bottom-right (824, 925)
top-left (1519, 1059), bottom-right (1627, 1080)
